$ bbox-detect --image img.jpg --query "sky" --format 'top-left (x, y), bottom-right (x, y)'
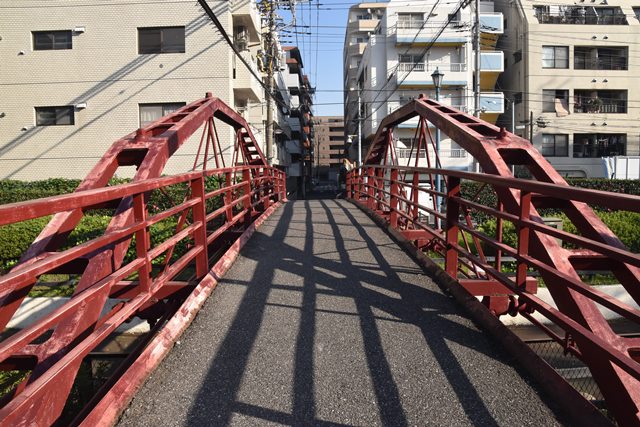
top-left (279, 0), bottom-right (380, 117)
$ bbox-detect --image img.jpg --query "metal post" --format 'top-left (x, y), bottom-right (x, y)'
top-left (511, 99), bottom-right (516, 133)
top-left (435, 83), bottom-right (441, 226)
top-left (474, 0), bottom-right (481, 118)
top-left (265, 0), bottom-right (275, 165)
top-left (357, 86), bottom-right (362, 167)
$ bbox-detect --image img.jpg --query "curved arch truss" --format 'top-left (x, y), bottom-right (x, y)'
top-left (0, 94), bottom-right (284, 424)
top-left (351, 95), bottom-right (640, 426)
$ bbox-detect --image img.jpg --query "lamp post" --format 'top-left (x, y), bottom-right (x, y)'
top-left (431, 67), bottom-right (444, 225)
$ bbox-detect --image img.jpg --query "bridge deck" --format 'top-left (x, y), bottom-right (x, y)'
top-left (118, 199), bottom-right (564, 426)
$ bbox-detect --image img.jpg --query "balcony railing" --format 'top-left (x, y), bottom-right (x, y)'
top-left (534, 12), bottom-right (627, 25)
top-left (398, 63), bottom-right (425, 72)
top-left (396, 20), bottom-right (464, 30)
top-left (574, 101), bottom-right (627, 114)
top-left (395, 148), bottom-right (468, 159)
top-left (574, 57), bottom-right (628, 70)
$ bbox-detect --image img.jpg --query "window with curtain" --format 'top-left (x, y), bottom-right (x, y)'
top-left (541, 134), bottom-right (569, 156)
top-left (33, 31), bottom-right (72, 50)
top-left (542, 46), bottom-right (569, 68)
top-left (138, 27), bottom-right (185, 54)
top-left (139, 103), bottom-right (186, 127)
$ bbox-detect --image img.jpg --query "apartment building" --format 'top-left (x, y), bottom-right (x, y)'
top-left (344, 2), bottom-right (389, 145)
top-left (314, 116), bottom-right (345, 181)
top-left (279, 46), bottom-right (315, 195)
top-left (496, 1), bottom-right (640, 177)
top-left (0, 0), bottom-right (273, 180)
top-left (344, 0), bottom-right (504, 170)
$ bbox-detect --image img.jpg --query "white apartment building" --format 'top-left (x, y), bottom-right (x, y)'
top-left (0, 0), bottom-right (273, 180)
top-left (344, 0), bottom-right (505, 170)
top-left (495, 1), bottom-right (640, 177)
top-left (344, 2), bottom-right (389, 143)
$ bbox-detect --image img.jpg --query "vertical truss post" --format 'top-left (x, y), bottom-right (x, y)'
top-left (367, 167), bottom-right (375, 210)
top-left (190, 175), bottom-right (209, 279)
top-left (376, 167), bottom-right (385, 213)
top-left (389, 168), bottom-right (399, 229)
top-left (262, 168), bottom-right (271, 211)
top-left (355, 168), bottom-right (362, 201)
top-left (516, 191), bottom-right (532, 289)
top-left (224, 172), bottom-right (234, 223)
top-left (242, 168), bottom-right (252, 224)
top-left (496, 201), bottom-right (504, 272)
top-left (132, 193), bottom-right (151, 293)
top-left (412, 172), bottom-right (420, 224)
top-left (445, 177), bottom-right (461, 277)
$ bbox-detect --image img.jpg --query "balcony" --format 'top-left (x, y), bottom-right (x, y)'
top-left (233, 51), bottom-right (262, 102)
top-left (348, 18), bottom-right (379, 33)
top-left (534, 7), bottom-right (627, 25)
top-left (479, 13), bottom-right (504, 34)
top-left (574, 90), bottom-right (627, 114)
top-left (231, 1), bottom-right (261, 41)
top-left (286, 140), bottom-right (302, 155)
top-left (395, 20), bottom-right (468, 46)
top-left (479, 92), bottom-right (504, 114)
top-left (397, 62), bottom-right (468, 88)
top-left (480, 52), bottom-right (504, 72)
top-left (574, 47), bottom-right (628, 70)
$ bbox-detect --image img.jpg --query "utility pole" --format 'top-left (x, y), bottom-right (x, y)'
top-left (265, 0), bottom-right (276, 166)
top-left (473, 0), bottom-right (481, 118)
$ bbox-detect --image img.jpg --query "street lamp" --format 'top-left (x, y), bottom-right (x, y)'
top-left (349, 86), bottom-right (362, 167)
top-left (431, 67), bottom-right (444, 226)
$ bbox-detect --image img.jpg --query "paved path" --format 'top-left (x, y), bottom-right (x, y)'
top-left (119, 199), bottom-right (565, 426)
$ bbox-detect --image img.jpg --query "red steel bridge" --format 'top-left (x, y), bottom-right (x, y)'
top-left (0, 94), bottom-right (639, 426)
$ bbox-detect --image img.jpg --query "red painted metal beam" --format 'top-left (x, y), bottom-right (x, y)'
top-left (357, 96), bottom-right (640, 425)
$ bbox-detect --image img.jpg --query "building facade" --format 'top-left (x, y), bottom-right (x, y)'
top-left (495, 0), bottom-right (640, 177)
top-left (314, 116), bottom-right (345, 181)
top-left (0, 0), bottom-right (313, 184)
top-left (343, 2), bottom-right (389, 149)
top-left (344, 0), bottom-right (504, 170)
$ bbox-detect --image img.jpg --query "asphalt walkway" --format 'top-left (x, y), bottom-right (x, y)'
top-left (119, 199), bottom-right (565, 426)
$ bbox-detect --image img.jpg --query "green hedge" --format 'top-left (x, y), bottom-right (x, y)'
top-left (0, 177), bottom-right (228, 272)
top-left (0, 215), bottom-right (182, 272)
top-left (477, 210), bottom-right (640, 254)
top-left (460, 178), bottom-right (640, 211)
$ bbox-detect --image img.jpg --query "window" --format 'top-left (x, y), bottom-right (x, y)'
top-left (573, 133), bottom-right (626, 157)
top-left (35, 106), bottom-right (74, 126)
top-left (33, 31), bottom-right (72, 50)
top-left (634, 7), bottom-right (640, 21)
top-left (397, 13), bottom-right (424, 29)
top-left (138, 27), bottom-right (185, 54)
top-left (542, 89), bottom-right (569, 112)
top-left (541, 134), bottom-right (568, 157)
top-left (139, 102), bottom-right (186, 127)
top-left (542, 46), bottom-right (568, 69)
top-left (574, 46), bottom-right (627, 70)
top-left (514, 92), bottom-right (523, 104)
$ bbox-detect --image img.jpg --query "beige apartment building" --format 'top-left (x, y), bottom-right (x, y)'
top-left (314, 116), bottom-right (345, 180)
top-left (496, 0), bottom-right (640, 177)
top-left (0, 0), bottom-right (267, 180)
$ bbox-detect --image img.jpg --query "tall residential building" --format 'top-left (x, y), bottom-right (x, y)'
top-left (344, 2), bottom-right (389, 143)
top-left (0, 0), bottom-right (309, 182)
top-left (314, 116), bottom-right (345, 181)
top-left (279, 46), bottom-right (315, 195)
top-left (495, 1), bottom-right (640, 178)
top-left (344, 0), bottom-right (504, 170)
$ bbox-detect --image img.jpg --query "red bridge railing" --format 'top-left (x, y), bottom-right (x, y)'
top-left (0, 165), bottom-right (285, 424)
top-left (347, 165), bottom-right (640, 425)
